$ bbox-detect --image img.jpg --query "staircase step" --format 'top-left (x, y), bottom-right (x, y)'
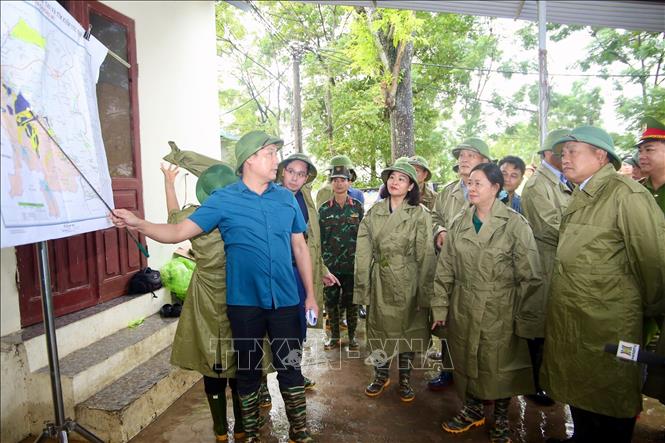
top-left (32, 313), bottom-right (179, 406)
top-left (75, 346), bottom-right (201, 443)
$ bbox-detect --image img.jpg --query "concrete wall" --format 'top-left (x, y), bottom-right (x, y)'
top-left (1, 2), bottom-right (220, 441)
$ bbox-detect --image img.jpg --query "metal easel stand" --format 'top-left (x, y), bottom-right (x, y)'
top-left (33, 241), bottom-right (104, 443)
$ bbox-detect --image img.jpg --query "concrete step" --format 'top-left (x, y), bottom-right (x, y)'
top-left (75, 347), bottom-right (201, 443)
top-left (28, 314), bottom-right (179, 430)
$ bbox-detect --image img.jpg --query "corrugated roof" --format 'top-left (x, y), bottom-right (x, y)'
top-left (306, 1), bottom-right (664, 33)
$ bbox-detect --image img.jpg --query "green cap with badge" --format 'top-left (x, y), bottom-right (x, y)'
top-left (326, 154), bottom-right (357, 181)
top-left (380, 157), bottom-right (419, 190)
top-left (452, 137), bottom-right (492, 161)
top-left (407, 155), bottom-right (432, 181)
top-left (540, 128), bottom-right (571, 153)
top-left (553, 126), bottom-right (621, 170)
top-left (277, 153), bottom-right (318, 184)
top-left (330, 165), bottom-right (352, 180)
top-left (196, 163), bottom-right (238, 204)
top-left (234, 130), bottom-right (283, 175)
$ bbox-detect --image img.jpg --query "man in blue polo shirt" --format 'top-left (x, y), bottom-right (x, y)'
top-left (111, 131), bottom-right (318, 443)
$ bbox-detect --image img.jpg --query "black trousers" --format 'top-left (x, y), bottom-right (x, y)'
top-left (227, 305), bottom-right (304, 396)
top-left (527, 337), bottom-right (545, 390)
top-left (570, 406), bottom-right (636, 443)
top-left (203, 376), bottom-right (237, 395)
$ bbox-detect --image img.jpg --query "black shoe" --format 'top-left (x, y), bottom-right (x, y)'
top-left (359, 306), bottom-right (367, 319)
top-left (526, 390), bottom-right (555, 406)
top-left (365, 376), bottom-right (390, 397)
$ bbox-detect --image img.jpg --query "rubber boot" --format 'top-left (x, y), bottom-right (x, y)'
top-left (365, 365), bottom-right (390, 397)
top-left (238, 390), bottom-right (261, 442)
top-left (230, 387), bottom-right (245, 440)
top-left (398, 352), bottom-right (415, 402)
top-left (442, 395), bottom-right (485, 434)
top-left (258, 378), bottom-right (272, 409)
top-left (346, 304), bottom-right (359, 347)
top-left (281, 385), bottom-right (312, 443)
top-left (206, 393), bottom-right (228, 441)
top-left (324, 302), bottom-right (340, 349)
top-left (490, 398), bottom-right (512, 443)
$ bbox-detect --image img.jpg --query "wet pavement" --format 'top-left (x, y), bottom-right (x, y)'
top-left (129, 328), bottom-right (665, 443)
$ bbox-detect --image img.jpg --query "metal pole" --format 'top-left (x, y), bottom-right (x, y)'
top-left (292, 49), bottom-right (303, 153)
top-left (37, 241), bottom-right (68, 442)
top-left (538, 0), bottom-right (549, 149)
top-left (35, 241), bottom-right (104, 443)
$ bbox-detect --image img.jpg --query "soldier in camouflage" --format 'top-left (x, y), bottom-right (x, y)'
top-left (319, 164), bottom-right (364, 350)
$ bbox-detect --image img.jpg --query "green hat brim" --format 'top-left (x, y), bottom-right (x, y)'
top-left (235, 131), bottom-right (284, 175)
top-left (196, 163), bottom-right (238, 204)
top-left (277, 154), bottom-right (318, 184)
top-left (407, 159), bottom-right (432, 181)
top-left (380, 163), bottom-right (419, 191)
top-left (553, 134), bottom-right (621, 170)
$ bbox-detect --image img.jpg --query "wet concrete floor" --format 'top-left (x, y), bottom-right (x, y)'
top-left (129, 328), bottom-right (665, 443)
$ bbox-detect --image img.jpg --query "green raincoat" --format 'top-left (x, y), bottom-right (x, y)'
top-left (354, 199), bottom-right (436, 357)
top-left (169, 206), bottom-right (235, 378)
top-left (431, 201), bottom-right (541, 400)
top-left (520, 163), bottom-right (573, 338)
top-left (432, 180), bottom-right (469, 237)
top-left (301, 182), bottom-right (327, 325)
top-left (420, 185), bottom-right (437, 211)
top-left (542, 164), bottom-right (665, 418)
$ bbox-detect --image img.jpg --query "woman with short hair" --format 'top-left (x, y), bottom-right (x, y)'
top-left (431, 162), bottom-right (542, 443)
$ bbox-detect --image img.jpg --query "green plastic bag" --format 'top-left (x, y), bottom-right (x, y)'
top-left (160, 257), bottom-right (196, 301)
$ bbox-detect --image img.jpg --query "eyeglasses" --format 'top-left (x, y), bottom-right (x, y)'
top-left (285, 168), bottom-right (308, 179)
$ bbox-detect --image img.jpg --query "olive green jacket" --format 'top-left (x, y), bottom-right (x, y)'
top-left (301, 183), bottom-right (328, 325)
top-left (316, 182), bottom-right (333, 210)
top-left (420, 185), bottom-right (437, 211)
top-left (353, 199), bottom-right (436, 355)
top-left (520, 163), bottom-right (573, 338)
top-left (542, 164), bottom-right (665, 418)
top-left (169, 206), bottom-right (235, 378)
top-left (431, 201), bottom-right (541, 400)
top-left (432, 180), bottom-right (469, 237)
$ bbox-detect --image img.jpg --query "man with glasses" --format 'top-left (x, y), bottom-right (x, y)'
top-left (111, 131), bottom-right (318, 443)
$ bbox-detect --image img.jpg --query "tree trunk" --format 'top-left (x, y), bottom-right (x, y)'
top-left (292, 52), bottom-right (303, 153)
top-left (325, 76), bottom-right (334, 154)
top-left (389, 41), bottom-right (414, 160)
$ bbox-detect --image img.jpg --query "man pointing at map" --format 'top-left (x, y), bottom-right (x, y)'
top-left (111, 131), bottom-right (318, 443)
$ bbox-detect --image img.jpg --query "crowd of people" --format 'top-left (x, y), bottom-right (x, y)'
top-left (111, 119), bottom-right (665, 443)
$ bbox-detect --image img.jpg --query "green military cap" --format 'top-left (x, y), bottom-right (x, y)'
top-left (636, 116), bottom-right (665, 146)
top-left (553, 126), bottom-right (621, 170)
top-left (452, 137), bottom-right (492, 161)
top-left (327, 154), bottom-right (357, 181)
top-left (539, 128), bottom-right (571, 153)
top-left (622, 150), bottom-right (640, 168)
top-left (407, 155), bottom-right (432, 181)
top-left (380, 157), bottom-right (419, 191)
top-left (234, 130), bottom-right (283, 175)
top-left (330, 165), bottom-right (352, 180)
top-left (277, 153), bottom-right (318, 184)
top-left (196, 163), bottom-right (238, 204)
top-left (162, 142), bottom-right (221, 177)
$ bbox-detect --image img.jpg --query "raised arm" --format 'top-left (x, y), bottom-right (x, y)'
top-left (111, 209), bottom-right (202, 243)
top-left (161, 162), bottom-right (180, 213)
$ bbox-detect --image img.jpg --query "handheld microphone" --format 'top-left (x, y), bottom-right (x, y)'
top-left (604, 343), bottom-right (665, 366)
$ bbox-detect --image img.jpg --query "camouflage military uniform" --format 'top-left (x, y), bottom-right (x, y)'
top-left (319, 196), bottom-right (364, 343)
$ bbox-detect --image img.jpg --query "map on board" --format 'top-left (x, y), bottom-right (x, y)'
top-left (1, 0), bottom-right (113, 248)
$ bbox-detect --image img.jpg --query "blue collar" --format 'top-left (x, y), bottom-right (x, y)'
top-left (238, 179), bottom-right (276, 195)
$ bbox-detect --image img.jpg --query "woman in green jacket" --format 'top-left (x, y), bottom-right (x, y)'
top-left (354, 158), bottom-right (436, 403)
top-left (431, 163), bottom-right (542, 443)
top-left (163, 162), bottom-right (244, 442)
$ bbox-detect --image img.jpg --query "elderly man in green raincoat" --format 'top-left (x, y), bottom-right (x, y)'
top-left (541, 126), bottom-right (665, 443)
top-left (519, 128), bottom-right (574, 406)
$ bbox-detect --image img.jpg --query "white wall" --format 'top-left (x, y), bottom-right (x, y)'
top-left (0, 248), bottom-right (20, 336)
top-left (104, 0), bottom-right (221, 267)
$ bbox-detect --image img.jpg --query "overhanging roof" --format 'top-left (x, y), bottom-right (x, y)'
top-left (305, 1), bottom-right (664, 33)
